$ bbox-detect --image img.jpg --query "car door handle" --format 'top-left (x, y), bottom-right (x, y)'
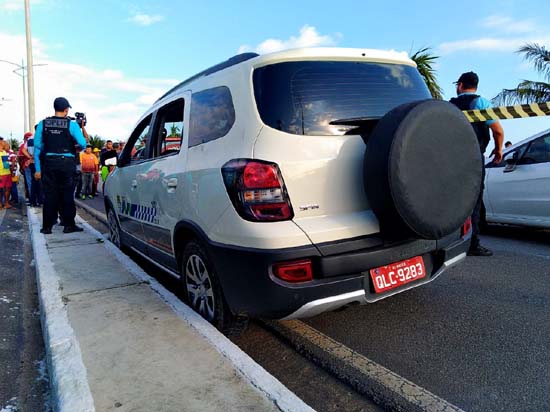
top-left (166, 178), bottom-right (178, 188)
top-left (131, 180), bottom-right (138, 189)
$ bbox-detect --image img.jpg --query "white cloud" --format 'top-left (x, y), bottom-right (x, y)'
top-left (0, 32), bottom-right (178, 141)
top-left (127, 13), bottom-right (164, 26)
top-left (238, 25), bottom-right (341, 54)
top-left (481, 15), bottom-right (536, 34)
top-left (0, 0), bottom-right (43, 12)
top-left (439, 15), bottom-right (548, 55)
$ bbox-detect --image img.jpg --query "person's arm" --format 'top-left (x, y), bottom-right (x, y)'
top-left (69, 121), bottom-right (88, 150)
top-left (474, 97), bottom-right (504, 164)
top-left (81, 125), bottom-right (89, 141)
top-left (489, 122), bottom-right (504, 164)
top-left (34, 122), bottom-right (43, 177)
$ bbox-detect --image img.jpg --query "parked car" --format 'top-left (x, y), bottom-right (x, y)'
top-left (484, 128), bottom-right (550, 229)
top-left (104, 48), bottom-right (481, 332)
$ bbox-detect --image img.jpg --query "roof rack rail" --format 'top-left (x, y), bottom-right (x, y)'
top-left (156, 52), bottom-right (259, 102)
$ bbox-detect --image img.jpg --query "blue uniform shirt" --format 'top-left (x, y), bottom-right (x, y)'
top-left (34, 119), bottom-right (87, 173)
top-left (458, 92), bottom-right (496, 126)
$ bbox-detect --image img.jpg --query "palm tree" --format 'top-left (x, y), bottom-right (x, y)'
top-left (88, 135), bottom-right (106, 150)
top-left (8, 138), bottom-right (19, 151)
top-left (410, 47), bottom-right (443, 100)
top-left (493, 43), bottom-right (550, 105)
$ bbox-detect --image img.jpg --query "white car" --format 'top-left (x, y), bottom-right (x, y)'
top-left (484, 128), bottom-right (550, 229)
top-left (104, 48), bottom-right (481, 331)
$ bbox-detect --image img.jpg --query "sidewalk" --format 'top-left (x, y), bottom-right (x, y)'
top-left (27, 207), bottom-right (315, 412)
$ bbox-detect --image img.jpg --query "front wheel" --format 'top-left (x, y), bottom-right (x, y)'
top-left (107, 207), bottom-right (122, 249)
top-left (180, 241), bottom-right (245, 334)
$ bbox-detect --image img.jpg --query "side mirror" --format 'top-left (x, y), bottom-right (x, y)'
top-left (503, 152), bottom-right (518, 173)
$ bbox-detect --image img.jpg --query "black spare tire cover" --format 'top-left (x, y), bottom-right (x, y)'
top-left (364, 99), bottom-right (482, 240)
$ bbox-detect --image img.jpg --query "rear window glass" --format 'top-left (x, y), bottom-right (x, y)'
top-left (253, 61), bottom-right (431, 136)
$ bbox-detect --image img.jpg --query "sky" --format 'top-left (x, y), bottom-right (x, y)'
top-left (0, 0), bottom-right (549, 152)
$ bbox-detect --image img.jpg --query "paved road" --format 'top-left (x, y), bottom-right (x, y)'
top-left (0, 204), bottom-right (50, 412)
top-left (78, 195), bottom-right (550, 412)
top-left (303, 226), bottom-right (550, 412)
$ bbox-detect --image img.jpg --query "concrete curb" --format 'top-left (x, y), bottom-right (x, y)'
top-left (27, 208), bottom-right (95, 412)
top-left (74, 215), bottom-right (315, 412)
top-left (74, 199), bottom-right (107, 225)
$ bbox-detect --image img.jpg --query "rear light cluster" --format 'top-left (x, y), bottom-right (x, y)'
top-left (222, 159), bottom-right (294, 222)
top-left (461, 216), bottom-right (472, 237)
top-left (273, 259), bottom-right (313, 283)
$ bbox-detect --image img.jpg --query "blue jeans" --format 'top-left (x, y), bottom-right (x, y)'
top-left (10, 181), bottom-right (18, 203)
top-left (24, 167), bottom-right (32, 199)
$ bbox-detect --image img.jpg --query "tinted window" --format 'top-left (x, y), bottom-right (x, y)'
top-left (253, 61), bottom-right (431, 136)
top-left (188, 86), bottom-right (235, 147)
top-left (152, 99), bottom-right (184, 158)
top-left (119, 115), bottom-right (152, 167)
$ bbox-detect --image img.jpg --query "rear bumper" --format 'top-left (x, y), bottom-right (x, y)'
top-left (207, 231), bottom-right (470, 319)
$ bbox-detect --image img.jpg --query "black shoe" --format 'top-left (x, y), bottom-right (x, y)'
top-left (40, 227), bottom-right (52, 234)
top-left (63, 225), bottom-right (84, 233)
top-left (467, 245), bottom-right (493, 256)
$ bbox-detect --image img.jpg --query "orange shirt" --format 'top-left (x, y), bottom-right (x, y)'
top-left (80, 152), bottom-right (98, 173)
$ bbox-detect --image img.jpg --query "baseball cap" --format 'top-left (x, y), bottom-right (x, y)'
top-left (53, 97), bottom-right (72, 111)
top-left (24, 132), bottom-right (33, 140)
top-left (93, 147), bottom-right (100, 152)
top-left (454, 71), bottom-right (479, 87)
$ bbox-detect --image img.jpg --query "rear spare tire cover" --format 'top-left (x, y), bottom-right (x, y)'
top-left (364, 99), bottom-right (482, 240)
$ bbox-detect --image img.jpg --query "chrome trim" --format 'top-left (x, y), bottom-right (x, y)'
top-left (281, 290), bottom-right (366, 320)
top-left (129, 246), bottom-right (181, 279)
top-left (443, 252), bottom-right (467, 268)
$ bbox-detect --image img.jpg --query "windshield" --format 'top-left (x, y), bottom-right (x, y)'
top-left (253, 61), bottom-right (431, 136)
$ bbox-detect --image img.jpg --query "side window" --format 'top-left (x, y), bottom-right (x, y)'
top-left (119, 115), bottom-right (152, 167)
top-left (520, 135), bottom-right (550, 165)
top-left (188, 86), bottom-right (235, 147)
top-left (151, 98), bottom-right (185, 158)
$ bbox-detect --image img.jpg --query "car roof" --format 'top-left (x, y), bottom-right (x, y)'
top-left (156, 47), bottom-right (416, 104)
top-left (505, 127), bottom-right (550, 153)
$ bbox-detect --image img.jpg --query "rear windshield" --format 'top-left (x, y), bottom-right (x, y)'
top-left (253, 61), bottom-right (431, 136)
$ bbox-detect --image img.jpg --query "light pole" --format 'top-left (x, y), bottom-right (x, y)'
top-left (24, 0), bottom-right (36, 129)
top-left (0, 59), bottom-right (46, 134)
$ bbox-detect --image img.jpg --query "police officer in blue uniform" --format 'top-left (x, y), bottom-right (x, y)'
top-left (34, 97), bottom-right (88, 234)
top-left (450, 72), bottom-right (504, 256)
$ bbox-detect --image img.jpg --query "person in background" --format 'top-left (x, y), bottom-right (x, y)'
top-left (18, 132), bottom-right (33, 201)
top-left (26, 131), bottom-right (43, 207)
top-left (92, 147), bottom-right (100, 196)
top-left (79, 144), bottom-right (98, 200)
top-left (8, 148), bottom-right (19, 204)
top-left (504, 141), bottom-right (512, 149)
top-left (0, 140), bottom-right (12, 209)
top-left (100, 140), bottom-right (117, 183)
top-left (450, 71), bottom-right (504, 257)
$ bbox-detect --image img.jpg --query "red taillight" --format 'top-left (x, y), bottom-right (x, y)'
top-left (273, 259), bottom-right (313, 283)
top-left (243, 162), bottom-right (280, 188)
top-left (461, 216), bottom-right (472, 237)
top-left (222, 159), bottom-right (294, 222)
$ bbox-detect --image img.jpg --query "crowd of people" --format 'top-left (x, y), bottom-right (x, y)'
top-left (0, 97), bottom-right (124, 237)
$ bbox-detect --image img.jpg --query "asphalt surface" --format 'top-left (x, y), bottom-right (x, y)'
top-left (78, 195), bottom-right (550, 412)
top-left (303, 226), bottom-right (550, 412)
top-left (0, 202), bottom-right (50, 412)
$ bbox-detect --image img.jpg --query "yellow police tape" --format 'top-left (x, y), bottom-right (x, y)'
top-left (462, 102), bottom-right (550, 122)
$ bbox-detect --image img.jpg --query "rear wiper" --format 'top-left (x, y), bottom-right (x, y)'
top-left (329, 116), bottom-right (380, 126)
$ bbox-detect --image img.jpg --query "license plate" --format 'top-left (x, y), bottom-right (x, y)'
top-left (369, 256), bottom-right (426, 294)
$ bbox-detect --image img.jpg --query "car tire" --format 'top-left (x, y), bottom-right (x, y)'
top-left (364, 99), bottom-right (483, 240)
top-left (180, 241), bottom-right (246, 335)
top-left (107, 207), bottom-right (123, 249)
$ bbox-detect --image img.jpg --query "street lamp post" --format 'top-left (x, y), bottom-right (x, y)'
top-left (24, 0), bottom-right (36, 129)
top-left (0, 59), bottom-right (46, 134)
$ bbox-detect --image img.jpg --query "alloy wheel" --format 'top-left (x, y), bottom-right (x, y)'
top-left (185, 254), bottom-right (215, 321)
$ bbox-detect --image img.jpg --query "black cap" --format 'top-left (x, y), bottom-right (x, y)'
top-left (53, 97), bottom-right (72, 111)
top-left (454, 71), bottom-right (479, 88)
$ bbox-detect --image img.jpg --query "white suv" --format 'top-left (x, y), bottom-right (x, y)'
top-left (104, 48), bottom-right (481, 331)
